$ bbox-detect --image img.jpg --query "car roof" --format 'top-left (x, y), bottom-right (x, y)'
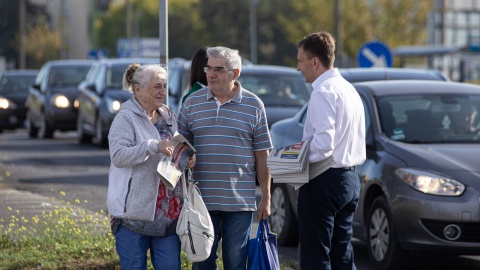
top-left (354, 80), bottom-right (480, 96)
top-left (93, 58), bottom-right (160, 65)
top-left (340, 67), bottom-right (449, 83)
top-left (43, 59), bottom-right (95, 66)
top-left (241, 65), bottom-right (301, 76)
top-left (0, 69), bottom-right (39, 76)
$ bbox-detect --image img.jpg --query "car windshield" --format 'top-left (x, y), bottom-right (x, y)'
top-left (0, 74), bottom-right (36, 93)
top-left (377, 93), bottom-right (480, 143)
top-left (106, 64), bottom-right (131, 89)
top-left (49, 66), bottom-right (91, 87)
top-left (238, 74), bottom-right (311, 107)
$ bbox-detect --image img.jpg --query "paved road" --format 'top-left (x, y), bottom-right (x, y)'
top-left (1, 129), bottom-right (480, 270)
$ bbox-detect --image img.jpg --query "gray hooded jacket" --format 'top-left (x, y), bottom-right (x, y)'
top-left (107, 97), bottom-right (178, 222)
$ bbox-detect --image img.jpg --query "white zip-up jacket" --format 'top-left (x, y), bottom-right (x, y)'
top-left (107, 97), bottom-right (178, 222)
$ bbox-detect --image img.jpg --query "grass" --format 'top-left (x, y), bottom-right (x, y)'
top-left (0, 190), bottom-right (297, 270)
top-left (0, 191), bottom-right (197, 270)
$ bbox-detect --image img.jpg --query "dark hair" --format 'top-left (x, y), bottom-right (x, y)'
top-left (297, 31), bottom-right (335, 68)
top-left (189, 46), bottom-right (209, 87)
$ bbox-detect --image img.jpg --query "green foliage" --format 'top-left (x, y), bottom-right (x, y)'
top-left (0, 192), bottom-right (221, 269)
top-left (1, 0), bottom-right (435, 69)
top-left (0, 0), bottom-right (51, 69)
top-left (22, 16), bottom-right (62, 69)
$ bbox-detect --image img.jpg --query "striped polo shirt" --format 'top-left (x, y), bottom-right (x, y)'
top-left (177, 81), bottom-right (272, 212)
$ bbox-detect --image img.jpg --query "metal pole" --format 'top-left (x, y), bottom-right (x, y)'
top-left (334, 0), bottom-right (342, 67)
top-left (126, 0), bottom-right (132, 38)
top-left (159, 0), bottom-right (168, 103)
top-left (60, 0), bottom-right (68, 59)
top-left (249, 0), bottom-right (258, 64)
top-left (19, 0), bottom-right (26, 69)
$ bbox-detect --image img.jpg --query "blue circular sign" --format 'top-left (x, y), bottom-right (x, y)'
top-left (357, 41), bottom-right (393, 68)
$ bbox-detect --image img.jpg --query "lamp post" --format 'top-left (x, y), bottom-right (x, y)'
top-left (250, 0), bottom-right (258, 64)
top-left (19, 0), bottom-right (26, 69)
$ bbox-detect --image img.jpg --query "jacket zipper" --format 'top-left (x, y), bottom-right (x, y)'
top-left (124, 177), bottom-right (132, 212)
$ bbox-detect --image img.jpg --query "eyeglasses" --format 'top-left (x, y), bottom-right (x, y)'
top-left (203, 66), bottom-right (233, 74)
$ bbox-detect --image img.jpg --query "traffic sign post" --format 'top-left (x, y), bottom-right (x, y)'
top-left (357, 41), bottom-right (393, 68)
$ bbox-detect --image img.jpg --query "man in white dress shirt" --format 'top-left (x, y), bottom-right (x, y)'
top-left (296, 31), bottom-right (366, 270)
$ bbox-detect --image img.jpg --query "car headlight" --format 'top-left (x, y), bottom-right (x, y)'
top-left (51, 94), bottom-right (70, 108)
top-left (0, 97), bottom-right (17, 109)
top-left (395, 168), bottom-right (465, 196)
top-left (105, 97), bottom-right (122, 114)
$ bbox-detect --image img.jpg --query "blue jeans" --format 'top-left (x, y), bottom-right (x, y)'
top-left (115, 225), bottom-right (181, 270)
top-left (194, 211), bottom-right (253, 270)
top-left (298, 167), bottom-right (360, 270)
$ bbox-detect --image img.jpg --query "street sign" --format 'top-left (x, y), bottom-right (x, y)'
top-left (357, 41), bottom-right (393, 68)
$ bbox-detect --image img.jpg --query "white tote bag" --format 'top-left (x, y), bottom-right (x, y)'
top-left (176, 170), bottom-right (214, 262)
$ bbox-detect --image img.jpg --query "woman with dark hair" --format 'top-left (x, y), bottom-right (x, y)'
top-left (181, 46), bottom-right (209, 104)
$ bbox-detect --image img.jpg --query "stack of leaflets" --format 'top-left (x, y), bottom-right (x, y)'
top-left (268, 139), bottom-right (335, 189)
top-left (157, 132), bottom-right (196, 190)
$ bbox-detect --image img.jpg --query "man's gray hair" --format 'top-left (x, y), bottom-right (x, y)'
top-left (206, 46), bottom-right (242, 70)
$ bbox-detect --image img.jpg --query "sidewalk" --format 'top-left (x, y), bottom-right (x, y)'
top-left (0, 176), bottom-right (109, 236)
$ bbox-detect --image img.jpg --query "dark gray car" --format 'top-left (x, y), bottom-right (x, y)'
top-left (270, 78), bottom-right (480, 270)
top-left (76, 58), bottom-right (159, 147)
top-left (0, 70), bottom-right (38, 132)
top-left (26, 59), bottom-right (94, 139)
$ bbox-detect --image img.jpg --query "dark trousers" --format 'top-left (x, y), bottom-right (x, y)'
top-left (298, 167), bottom-right (360, 270)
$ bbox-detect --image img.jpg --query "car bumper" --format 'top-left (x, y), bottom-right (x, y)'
top-left (391, 184), bottom-right (480, 254)
top-left (46, 107), bottom-right (77, 131)
top-left (0, 109), bottom-right (26, 129)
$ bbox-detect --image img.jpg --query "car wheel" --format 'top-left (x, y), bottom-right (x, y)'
top-left (26, 111), bottom-right (39, 138)
top-left (95, 119), bottom-right (108, 148)
top-left (269, 183), bottom-right (299, 246)
top-left (76, 116), bottom-right (92, 144)
top-left (366, 196), bottom-right (409, 270)
top-left (39, 111), bottom-right (54, 139)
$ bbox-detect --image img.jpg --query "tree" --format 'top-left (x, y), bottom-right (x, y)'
top-left (277, 0), bottom-right (433, 67)
top-left (22, 16), bottom-right (62, 68)
top-left (94, 0), bottom-right (434, 67)
top-left (95, 0), bottom-right (160, 57)
top-left (0, 0), bottom-right (50, 69)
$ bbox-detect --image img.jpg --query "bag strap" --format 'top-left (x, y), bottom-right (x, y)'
top-left (180, 173), bottom-right (189, 234)
top-left (260, 218), bottom-right (270, 240)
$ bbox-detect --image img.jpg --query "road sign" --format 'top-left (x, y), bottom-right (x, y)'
top-left (357, 41), bottom-right (393, 68)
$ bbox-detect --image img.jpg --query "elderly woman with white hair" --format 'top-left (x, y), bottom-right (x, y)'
top-left (107, 63), bottom-right (196, 270)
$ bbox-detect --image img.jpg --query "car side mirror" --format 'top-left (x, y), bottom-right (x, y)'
top-left (86, 83), bottom-right (96, 92)
top-left (32, 84), bottom-right (40, 90)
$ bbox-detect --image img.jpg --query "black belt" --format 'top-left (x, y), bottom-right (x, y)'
top-left (331, 166), bottom-right (355, 171)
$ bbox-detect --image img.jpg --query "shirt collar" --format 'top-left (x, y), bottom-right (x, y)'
top-left (311, 68), bottom-right (340, 89)
top-left (207, 81), bottom-right (243, 103)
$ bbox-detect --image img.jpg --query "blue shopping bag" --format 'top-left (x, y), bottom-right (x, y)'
top-left (247, 218), bottom-right (280, 270)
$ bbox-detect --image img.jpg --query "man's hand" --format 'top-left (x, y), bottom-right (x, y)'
top-left (186, 154), bottom-right (196, 168)
top-left (257, 197), bottom-right (271, 221)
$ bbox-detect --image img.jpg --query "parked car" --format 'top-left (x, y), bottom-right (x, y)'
top-left (0, 69), bottom-right (38, 132)
top-left (26, 59), bottom-right (94, 138)
top-left (169, 59), bottom-right (311, 127)
top-left (76, 58), bottom-right (159, 147)
top-left (270, 79), bottom-right (480, 269)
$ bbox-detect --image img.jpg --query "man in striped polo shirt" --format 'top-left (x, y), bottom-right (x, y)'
top-left (177, 46), bottom-right (272, 270)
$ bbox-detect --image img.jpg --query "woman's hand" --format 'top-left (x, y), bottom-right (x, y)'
top-left (186, 154), bottom-right (196, 168)
top-left (158, 140), bottom-right (174, 155)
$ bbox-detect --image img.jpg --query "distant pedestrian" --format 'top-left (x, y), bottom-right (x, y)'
top-left (107, 63), bottom-right (196, 270)
top-left (177, 46), bottom-right (273, 270)
top-left (181, 46), bottom-right (209, 104)
top-left (295, 31), bottom-right (366, 270)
